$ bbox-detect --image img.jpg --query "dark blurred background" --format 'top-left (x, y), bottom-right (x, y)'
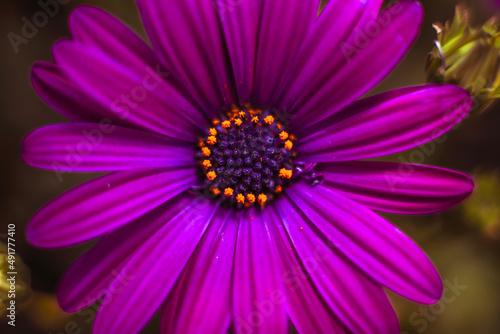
top-left (1, 0), bottom-right (500, 333)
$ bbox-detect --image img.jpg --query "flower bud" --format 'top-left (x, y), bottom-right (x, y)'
top-left (426, 5), bottom-right (500, 113)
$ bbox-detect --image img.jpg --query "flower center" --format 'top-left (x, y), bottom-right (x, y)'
top-left (197, 107), bottom-right (297, 208)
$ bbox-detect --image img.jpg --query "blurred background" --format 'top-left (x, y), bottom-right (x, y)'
top-left (1, 0), bottom-right (500, 333)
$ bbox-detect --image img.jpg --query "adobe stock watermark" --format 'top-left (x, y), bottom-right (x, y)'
top-left (51, 64), bottom-right (170, 182)
top-left (401, 277), bottom-right (468, 334)
top-left (7, 0), bottom-right (71, 54)
top-left (340, 1), bottom-right (404, 62)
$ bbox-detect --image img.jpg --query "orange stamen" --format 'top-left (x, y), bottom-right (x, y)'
top-left (209, 128), bottom-right (217, 136)
top-left (258, 194), bottom-right (267, 206)
top-left (247, 193), bottom-right (256, 203)
top-left (236, 193), bottom-right (245, 204)
top-left (279, 131), bottom-right (289, 140)
top-left (264, 115), bottom-right (274, 124)
top-left (207, 171), bottom-right (217, 181)
top-left (224, 187), bottom-right (234, 197)
top-left (202, 160), bottom-right (212, 169)
top-left (207, 136), bottom-right (217, 145)
top-left (284, 140), bottom-right (293, 150)
top-left (279, 168), bottom-right (293, 179)
top-left (222, 120), bottom-right (231, 128)
top-left (202, 147), bottom-right (211, 156)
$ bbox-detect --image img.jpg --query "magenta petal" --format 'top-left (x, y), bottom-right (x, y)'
top-left (263, 206), bottom-right (346, 333)
top-left (276, 0), bottom-right (382, 108)
top-left (298, 85), bottom-right (471, 161)
top-left (287, 182), bottom-right (443, 304)
top-left (161, 208), bottom-right (237, 334)
top-left (285, 1), bottom-right (424, 129)
top-left (276, 196), bottom-right (399, 333)
top-left (57, 194), bottom-right (194, 312)
top-left (26, 168), bottom-right (197, 248)
top-left (31, 62), bottom-right (105, 122)
top-left (316, 161), bottom-right (474, 214)
top-left (217, 0), bottom-right (262, 104)
top-left (51, 41), bottom-right (205, 140)
top-left (92, 199), bottom-right (219, 334)
top-left (137, 0), bottom-right (236, 114)
top-left (233, 209), bottom-right (288, 334)
top-left (252, 0), bottom-right (319, 106)
top-left (23, 123), bottom-right (196, 172)
top-left (68, 5), bottom-right (158, 68)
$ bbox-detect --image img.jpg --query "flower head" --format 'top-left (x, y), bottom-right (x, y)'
top-left (426, 5), bottom-right (500, 113)
top-left (23, 1), bottom-right (474, 333)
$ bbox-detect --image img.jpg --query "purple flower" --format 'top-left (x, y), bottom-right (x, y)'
top-left (23, 0), bottom-right (474, 333)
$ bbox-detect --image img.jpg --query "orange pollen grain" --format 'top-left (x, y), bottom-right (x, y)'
top-left (234, 118), bottom-right (243, 126)
top-left (209, 128), bottom-right (217, 136)
top-left (202, 160), bottom-right (212, 169)
top-left (222, 120), bottom-right (231, 128)
top-left (236, 193), bottom-right (245, 204)
top-left (211, 188), bottom-right (220, 195)
top-left (258, 194), bottom-right (267, 205)
top-left (284, 140), bottom-right (293, 150)
top-left (213, 119), bottom-right (221, 125)
top-left (264, 115), bottom-right (274, 124)
top-left (279, 168), bottom-right (293, 179)
top-left (247, 193), bottom-right (256, 203)
top-left (202, 147), bottom-right (211, 156)
top-left (251, 116), bottom-right (259, 123)
top-left (279, 131), bottom-right (289, 140)
top-left (207, 136), bottom-right (217, 145)
top-left (275, 185), bottom-right (283, 193)
top-left (224, 187), bottom-right (234, 197)
top-left (207, 171), bottom-right (217, 181)
top-left (239, 111), bottom-right (246, 118)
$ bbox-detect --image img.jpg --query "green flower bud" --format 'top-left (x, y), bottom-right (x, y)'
top-left (426, 5), bottom-right (500, 113)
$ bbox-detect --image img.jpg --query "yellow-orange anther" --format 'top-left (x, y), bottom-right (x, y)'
top-left (251, 116), bottom-right (259, 123)
top-left (236, 193), bottom-right (245, 204)
top-left (211, 188), bottom-right (221, 195)
top-left (247, 193), bottom-right (256, 203)
top-left (207, 136), bottom-right (217, 145)
top-left (239, 111), bottom-right (246, 118)
top-left (213, 119), bottom-right (221, 125)
top-left (258, 194), bottom-right (267, 206)
top-left (279, 131), bottom-right (289, 140)
top-left (224, 187), bottom-right (234, 197)
top-left (209, 128), bottom-right (217, 136)
top-left (222, 120), bottom-right (231, 128)
top-left (275, 185), bottom-right (283, 193)
top-left (202, 147), bottom-right (211, 156)
top-left (207, 171), bottom-right (217, 181)
top-left (234, 118), bottom-right (243, 126)
top-left (202, 160), bottom-right (212, 169)
top-left (264, 115), bottom-right (274, 124)
top-left (284, 140), bottom-right (293, 150)
top-left (279, 168), bottom-right (293, 179)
